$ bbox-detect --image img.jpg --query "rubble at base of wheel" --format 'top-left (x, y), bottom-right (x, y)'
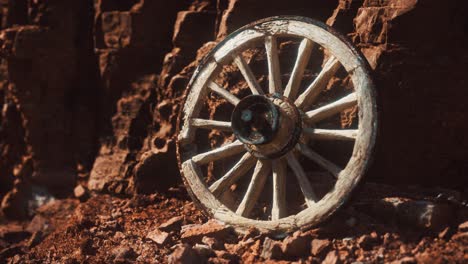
top-left (0, 183), bottom-right (466, 263)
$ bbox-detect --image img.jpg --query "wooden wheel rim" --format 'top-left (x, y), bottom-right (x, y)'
top-left (177, 16), bottom-right (377, 233)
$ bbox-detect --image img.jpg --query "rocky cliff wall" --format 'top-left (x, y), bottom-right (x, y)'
top-left (0, 0), bottom-right (466, 218)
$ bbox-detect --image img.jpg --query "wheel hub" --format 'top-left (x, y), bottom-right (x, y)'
top-left (231, 94), bottom-right (302, 159)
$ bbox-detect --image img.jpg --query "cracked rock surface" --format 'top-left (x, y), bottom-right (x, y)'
top-left (0, 0), bottom-right (467, 262)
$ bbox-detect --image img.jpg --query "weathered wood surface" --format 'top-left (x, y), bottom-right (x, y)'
top-left (283, 38), bottom-right (313, 100)
top-left (192, 141), bottom-right (245, 165)
top-left (305, 92), bottom-right (357, 123)
top-left (303, 128), bottom-right (358, 141)
top-left (297, 144), bottom-right (342, 178)
top-left (286, 153), bottom-right (317, 207)
top-left (271, 158), bottom-right (287, 220)
top-left (208, 81), bottom-right (240, 105)
top-left (177, 17), bottom-right (377, 234)
top-left (178, 59), bottom-right (219, 144)
top-left (265, 36), bottom-right (282, 94)
top-left (295, 57), bottom-right (341, 109)
top-left (191, 118), bottom-right (232, 131)
top-left (236, 160), bottom-right (271, 217)
top-left (233, 54), bottom-right (264, 95)
top-left (209, 152), bottom-right (257, 196)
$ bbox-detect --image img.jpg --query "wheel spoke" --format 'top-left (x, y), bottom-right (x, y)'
top-left (236, 160), bottom-right (271, 217)
top-left (284, 38), bottom-right (313, 100)
top-left (305, 92), bottom-right (357, 123)
top-left (297, 144), bottom-right (342, 178)
top-left (191, 118), bottom-right (232, 131)
top-left (233, 54), bottom-right (264, 95)
top-left (286, 153), bottom-right (317, 207)
top-left (271, 158), bottom-right (287, 220)
top-left (209, 152), bottom-right (257, 196)
top-left (303, 128), bottom-right (357, 141)
top-left (265, 36), bottom-right (282, 94)
top-left (192, 140), bottom-right (245, 165)
top-left (295, 57), bottom-right (341, 109)
top-left (178, 17), bottom-right (378, 231)
top-left (208, 81), bottom-right (240, 106)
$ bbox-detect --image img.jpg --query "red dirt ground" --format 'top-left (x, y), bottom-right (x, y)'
top-left (0, 183), bottom-right (466, 263)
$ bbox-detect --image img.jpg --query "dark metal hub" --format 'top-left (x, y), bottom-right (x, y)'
top-left (231, 95), bottom-right (279, 145)
top-left (231, 94), bottom-right (302, 159)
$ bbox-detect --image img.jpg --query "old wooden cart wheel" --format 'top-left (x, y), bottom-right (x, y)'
top-left (177, 16), bottom-right (377, 234)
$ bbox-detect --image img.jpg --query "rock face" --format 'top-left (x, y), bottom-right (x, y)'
top-left (369, 197), bottom-right (456, 231)
top-left (0, 0), bottom-right (98, 194)
top-left (88, 0), bottom-right (197, 195)
top-left (343, 0), bottom-right (468, 188)
top-left (0, 0), bottom-right (467, 215)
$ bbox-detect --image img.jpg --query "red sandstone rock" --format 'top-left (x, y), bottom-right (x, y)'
top-left (172, 11), bottom-right (216, 50)
top-left (451, 232), bottom-right (468, 244)
top-left (370, 198), bottom-right (455, 230)
top-left (390, 256), bottom-right (417, 264)
top-left (202, 236), bottom-right (224, 250)
top-left (168, 244), bottom-right (202, 264)
top-left (111, 245), bottom-right (137, 262)
top-left (281, 231), bottom-right (313, 258)
top-left (26, 231), bottom-right (42, 249)
top-left (322, 250), bottom-right (342, 264)
top-left (146, 228), bottom-right (169, 245)
top-left (193, 243), bottom-right (215, 258)
top-left (458, 221), bottom-right (468, 232)
top-left (214, 250), bottom-right (239, 263)
top-left (260, 237), bottom-right (282, 260)
top-left (311, 238), bottom-right (332, 256)
top-left (73, 185), bottom-right (89, 202)
top-left (159, 216), bottom-right (184, 232)
top-left (26, 215), bottom-right (48, 234)
top-left (101, 11), bottom-right (132, 49)
top-left (358, 232), bottom-right (380, 250)
top-left (181, 220), bottom-right (234, 244)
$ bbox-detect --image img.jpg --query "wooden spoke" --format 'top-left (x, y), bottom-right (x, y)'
top-left (286, 153), bottom-right (317, 207)
top-left (233, 54), bottom-right (264, 95)
top-left (271, 158), bottom-right (287, 220)
top-left (191, 118), bottom-right (232, 131)
top-left (178, 17), bottom-right (378, 233)
top-left (305, 92), bottom-right (357, 123)
top-left (208, 81), bottom-right (240, 106)
top-left (283, 38), bottom-right (313, 100)
top-left (303, 128), bottom-right (357, 141)
top-left (192, 140), bottom-right (245, 165)
top-left (295, 57), bottom-right (341, 109)
top-left (209, 152), bottom-right (257, 196)
top-left (297, 144), bottom-right (342, 178)
top-left (236, 160), bottom-right (271, 217)
top-left (265, 36), bottom-right (282, 94)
